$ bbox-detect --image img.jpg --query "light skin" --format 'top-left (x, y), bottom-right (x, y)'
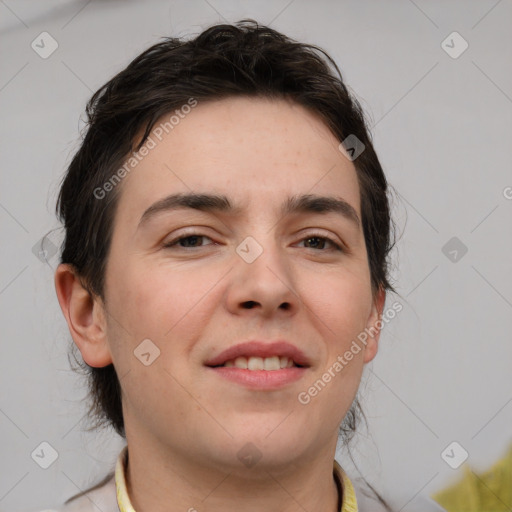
top-left (55, 96), bottom-right (386, 512)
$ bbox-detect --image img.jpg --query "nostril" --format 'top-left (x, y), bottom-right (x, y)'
top-left (242, 301), bottom-right (258, 309)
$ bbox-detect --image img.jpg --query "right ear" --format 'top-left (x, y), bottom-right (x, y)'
top-left (54, 263), bottom-right (113, 368)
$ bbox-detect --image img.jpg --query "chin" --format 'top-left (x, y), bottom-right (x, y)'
top-left (233, 429), bottom-right (307, 464)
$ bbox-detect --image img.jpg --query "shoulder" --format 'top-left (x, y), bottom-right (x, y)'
top-left (335, 460), bottom-right (446, 512)
top-left (351, 477), bottom-right (448, 512)
top-left (32, 473), bottom-right (117, 512)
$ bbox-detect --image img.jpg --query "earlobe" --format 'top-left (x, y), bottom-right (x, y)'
top-left (362, 286), bottom-right (387, 364)
top-left (54, 263), bottom-right (113, 368)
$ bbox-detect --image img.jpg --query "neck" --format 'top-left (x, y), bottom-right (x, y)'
top-left (124, 440), bottom-right (341, 512)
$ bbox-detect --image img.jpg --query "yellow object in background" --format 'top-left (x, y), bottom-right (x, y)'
top-left (432, 443), bottom-right (512, 512)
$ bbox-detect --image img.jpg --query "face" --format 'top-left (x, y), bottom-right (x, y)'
top-left (86, 96), bottom-right (384, 470)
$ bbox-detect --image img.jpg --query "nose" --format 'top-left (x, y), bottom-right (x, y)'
top-left (225, 236), bottom-right (298, 318)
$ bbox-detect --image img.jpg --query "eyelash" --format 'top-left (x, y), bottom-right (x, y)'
top-left (162, 232), bottom-right (344, 252)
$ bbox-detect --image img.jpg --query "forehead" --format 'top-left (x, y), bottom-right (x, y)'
top-left (114, 96), bottom-right (361, 227)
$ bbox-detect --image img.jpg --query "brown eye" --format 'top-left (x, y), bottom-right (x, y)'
top-left (298, 235), bottom-right (343, 252)
top-left (163, 234), bottom-right (214, 249)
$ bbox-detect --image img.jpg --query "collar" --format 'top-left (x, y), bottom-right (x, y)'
top-left (115, 446), bottom-right (358, 512)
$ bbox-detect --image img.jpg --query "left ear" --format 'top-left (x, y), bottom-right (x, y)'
top-left (362, 286), bottom-right (386, 364)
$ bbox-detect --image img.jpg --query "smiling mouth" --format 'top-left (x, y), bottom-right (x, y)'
top-left (209, 356), bottom-right (304, 370)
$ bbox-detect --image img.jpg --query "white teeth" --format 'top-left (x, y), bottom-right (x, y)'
top-left (223, 356), bottom-right (295, 370)
top-left (280, 356), bottom-right (293, 369)
top-left (264, 356), bottom-right (280, 370)
top-left (248, 357), bottom-right (264, 370)
top-left (234, 356), bottom-right (248, 368)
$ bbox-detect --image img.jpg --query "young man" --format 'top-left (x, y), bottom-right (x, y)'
top-left (49, 20), bottom-right (445, 512)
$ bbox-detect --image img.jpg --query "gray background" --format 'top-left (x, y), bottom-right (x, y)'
top-left (1, 1), bottom-right (511, 510)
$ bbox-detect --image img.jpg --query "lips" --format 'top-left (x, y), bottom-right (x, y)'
top-left (205, 341), bottom-right (310, 390)
top-left (204, 340), bottom-right (311, 368)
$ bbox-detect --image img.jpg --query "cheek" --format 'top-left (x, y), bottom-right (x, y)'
top-left (301, 285), bottom-right (368, 423)
top-left (107, 260), bottom-right (222, 363)
top-left (109, 262), bottom-right (188, 329)
top-left (302, 269), bottom-right (372, 410)
top-left (309, 270), bottom-right (373, 344)
top-left (103, 265), bottom-right (208, 425)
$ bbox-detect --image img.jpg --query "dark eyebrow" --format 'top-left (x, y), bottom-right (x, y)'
top-left (282, 194), bottom-right (360, 227)
top-left (137, 192), bottom-right (360, 229)
top-left (138, 193), bottom-right (242, 229)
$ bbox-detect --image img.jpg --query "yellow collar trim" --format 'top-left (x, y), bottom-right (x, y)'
top-left (334, 459), bottom-right (359, 512)
top-left (116, 446), bottom-right (358, 512)
top-left (115, 446), bottom-right (134, 512)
